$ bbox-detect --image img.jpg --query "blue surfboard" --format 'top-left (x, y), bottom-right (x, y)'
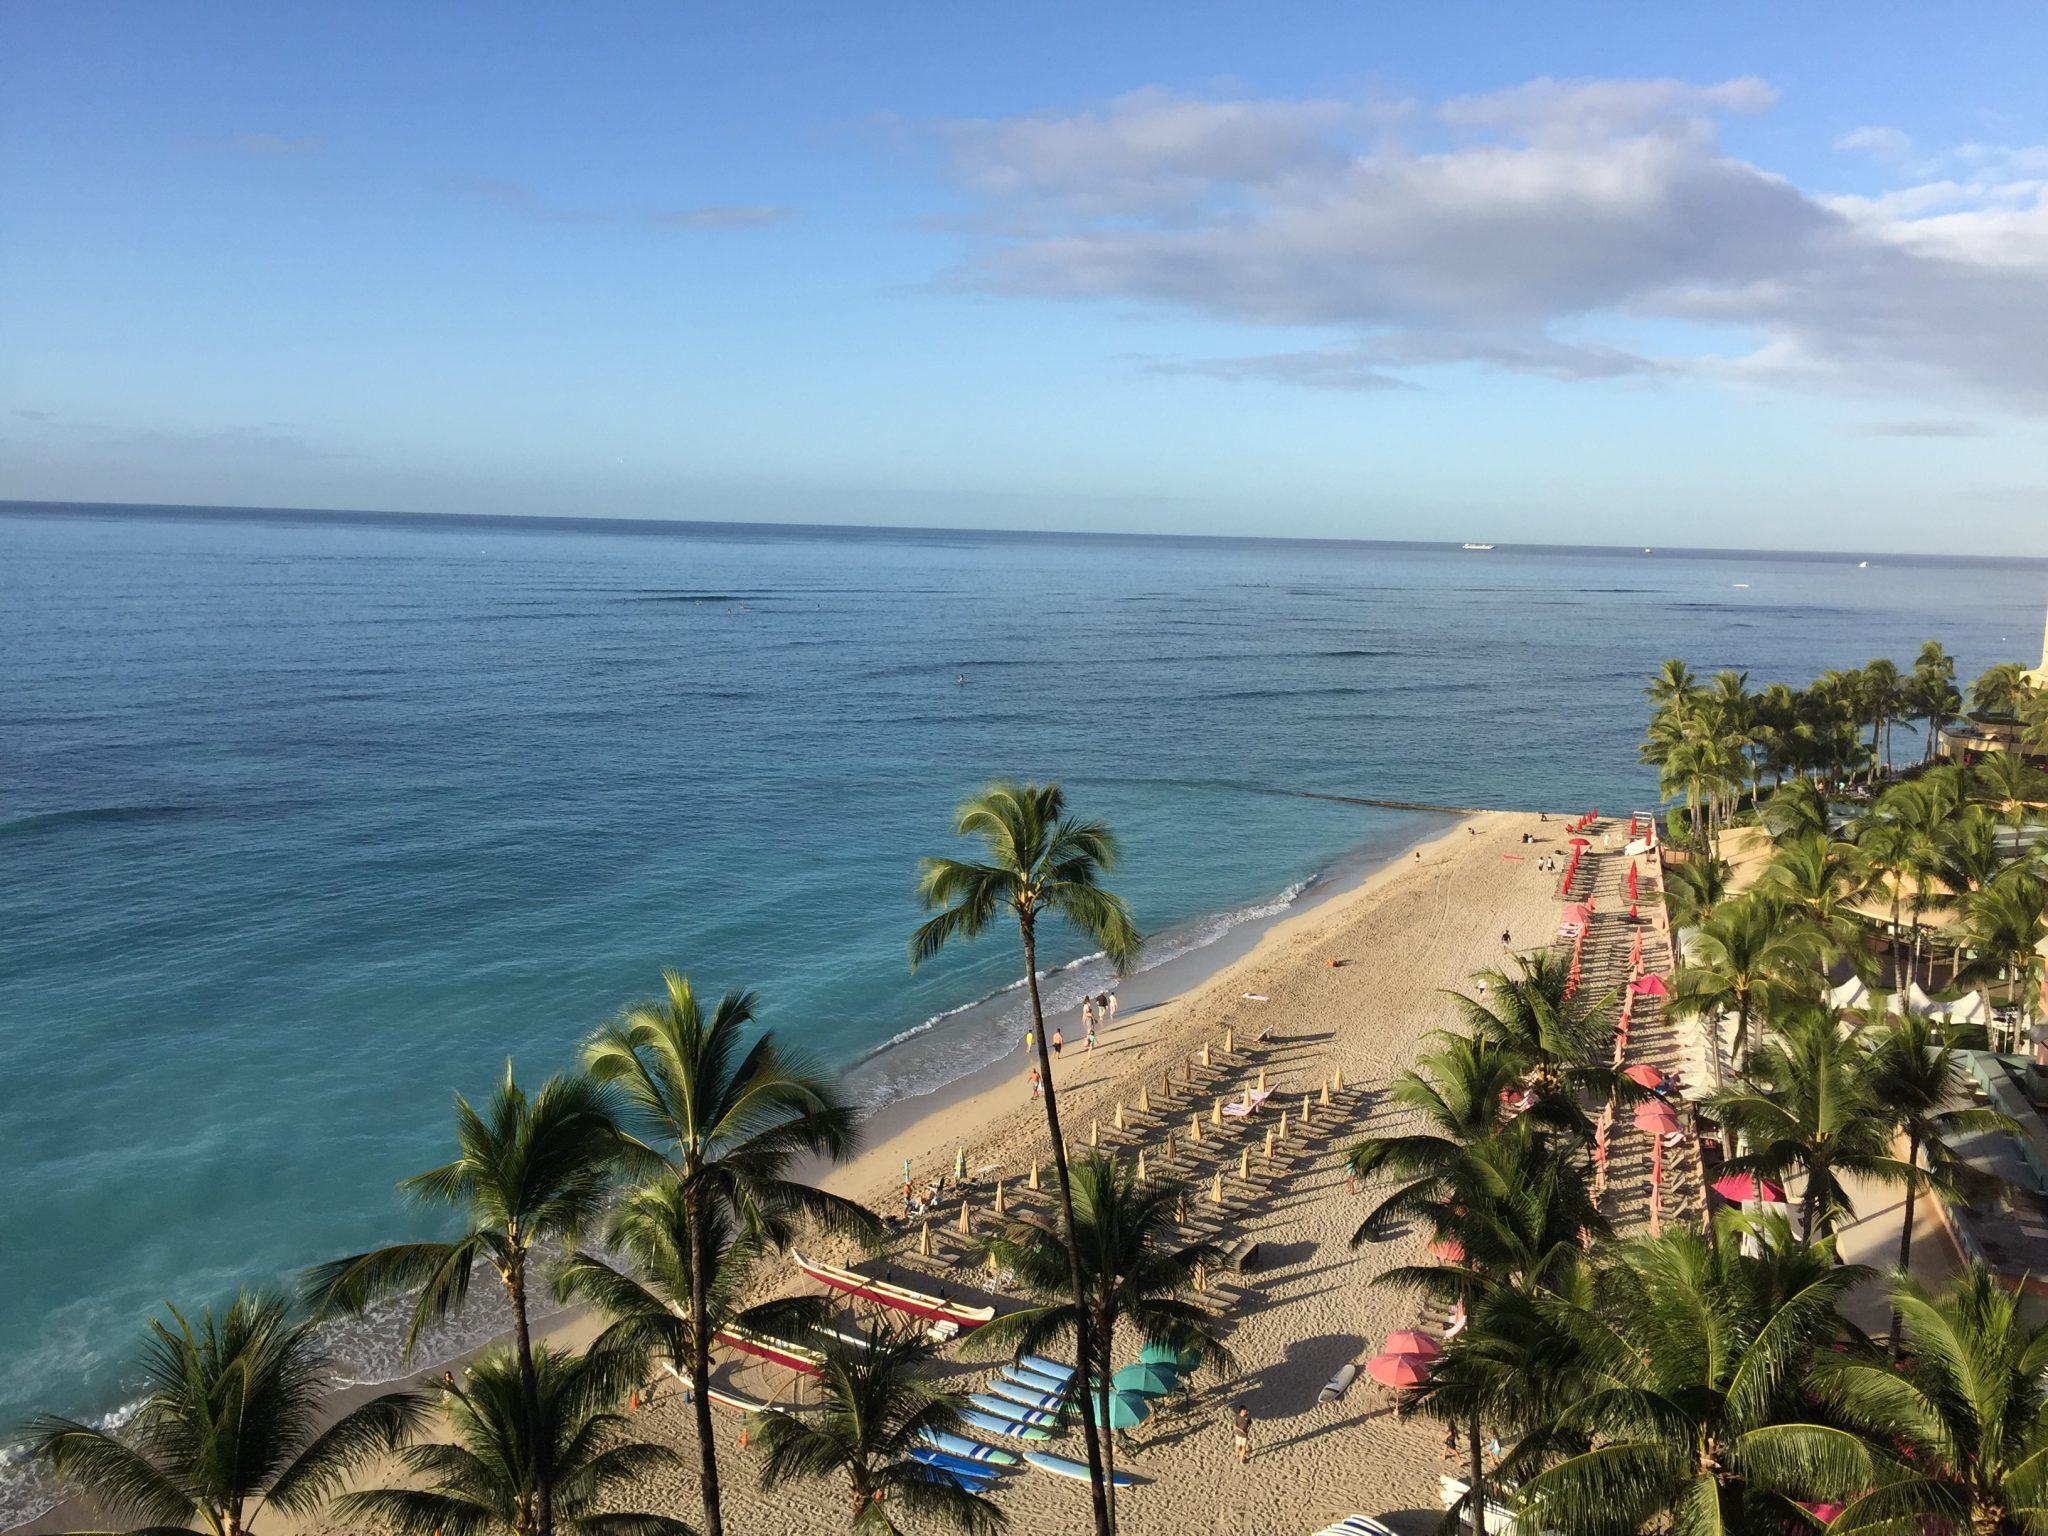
top-left (960, 1407), bottom-right (1054, 1441)
top-left (921, 1429), bottom-right (1020, 1466)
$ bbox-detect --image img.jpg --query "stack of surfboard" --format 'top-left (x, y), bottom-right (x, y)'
top-left (959, 1354), bottom-right (1073, 1440)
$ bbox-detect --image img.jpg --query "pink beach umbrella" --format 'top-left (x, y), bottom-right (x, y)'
top-left (1383, 1330), bottom-right (1444, 1360)
top-left (1623, 1063), bottom-right (1669, 1090)
top-left (1796, 1502), bottom-right (1845, 1526)
top-left (1365, 1353), bottom-right (1432, 1389)
top-left (1633, 1101), bottom-right (1681, 1136)
top-left (1711, 1172), bottom-right (1789, 1205)
top-left (1427, 1236), bottom-right (1465, 1262)
top-left (1629, 973), bottom-right (1670, 998)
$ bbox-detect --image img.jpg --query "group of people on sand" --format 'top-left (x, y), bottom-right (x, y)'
top-left (1023, 989), bottom-right (1117, 1098)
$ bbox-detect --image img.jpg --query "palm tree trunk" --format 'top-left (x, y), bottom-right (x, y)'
top-left (1019, 916), bottom-right (1115, 1536)
top-left (1469, 1416), bottom-right (1487, 1534)
top-left (1097, 1311), bottom-right (1119, 1535)
top-left (506, 1260), bottom-right (555, 1536)
top-left (1889, 1134), bottom-right (1920, 1360)
top-left (688, 1211), bottom-right (724, 1536)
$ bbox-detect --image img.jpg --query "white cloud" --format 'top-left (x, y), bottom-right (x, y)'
top-left (924, 79), bottom-right (2048, 411)
top-left (1835, 125), bottom-right (1916, 164)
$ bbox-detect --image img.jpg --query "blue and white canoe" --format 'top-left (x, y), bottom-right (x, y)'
top-left (1019, 1354), bottom-right (1075, 1383)
top-left (921, 1429), bottom-right (1020, 1466)
top-left (1023, 1448), bottom-right (1136, 1487)
top-left (986, 1378), bottom-right (1067, 1414)
top-left (960, 1406), bottom-right (1054, 1441)
top-left (909, 1447), bottom-right (1002, 1486)
top-left (969, 1393), bottom-right (1061, 1428)
top-left (1007, 1362), bottom-right (1073, 1393)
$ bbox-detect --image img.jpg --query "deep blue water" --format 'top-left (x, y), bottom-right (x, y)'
top-left (2, 502), bottom-right (2045, 1517)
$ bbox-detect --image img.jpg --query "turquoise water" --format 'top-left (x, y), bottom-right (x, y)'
top-left (2, 503), bottom-right (2044, 1517)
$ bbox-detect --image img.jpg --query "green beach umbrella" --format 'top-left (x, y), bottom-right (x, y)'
top-left (1140, 1340), bottom-right (1204, 1375)
top-left (1112, 1361), bottom-right (1180, 1397)
top-left (1079, 1389), bottom-right (1155, 1431)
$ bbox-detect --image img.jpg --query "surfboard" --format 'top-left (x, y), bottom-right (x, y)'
top-left (1019, 1354), bottom-right (1075, 1383)
top-left (1007, 1362), bottom-right (1072, 1393)
top-left (969, 1393), bottom-right (1061, 1427)
top-left (909, 1447), bottom-right (1001, 1486)
top-left (987, 1378), bottom-right (1067, 1413)
top-left (1024, 1449), bottom-right (1136, 1487)
top-left (1318, 1361), bottom-right (1359, 1403)
top-left (960, 1407), bottom-right (1054, 1440)
top-left (921, 1429), bottom-right (1020, 1466)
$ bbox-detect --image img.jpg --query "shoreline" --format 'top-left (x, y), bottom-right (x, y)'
top-left (0, 809), bottom-right (1464, 1535)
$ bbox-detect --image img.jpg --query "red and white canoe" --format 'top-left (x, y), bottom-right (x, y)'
top-left (715, 1325), bottom-right (826, 1376)
top-left (792, 1249), bottom-right (996, 1330)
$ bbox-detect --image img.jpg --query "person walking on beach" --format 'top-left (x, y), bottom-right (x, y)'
top-left (1081, 996), bottom-right (1095, 1034)
top-left (1107, 989), bottom-right (1118, 1019)
top-left (1232, 1402), bottom-right (1253, 1463)
top-left (1051, 1027), bottom-right (1064, 1057)
top-left (1029, 1067), bottom-right (1041, 1100)
top-left (1085, 1022), bottom-right (1096, 1053)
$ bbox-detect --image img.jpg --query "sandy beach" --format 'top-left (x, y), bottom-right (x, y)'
top-left (15, 809), bottom-right (1577, 1536)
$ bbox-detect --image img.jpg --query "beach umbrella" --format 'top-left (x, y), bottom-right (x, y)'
top-left (1365, 1353), bottom-right (1431, 1389)
top-left (1569, 837), bottom-right (1590, 849)
top-left (1140, 1341), bottom-right (1203, 1374)
top-left (1629, 973), bottom-right (1670, 997)
top-left (1796, 1502), bottom-right (1845, 1526)
top-left (1627, 865), bottom-right (1640, 900)
top-left (1382, 1330), bottom-right (1443, 1359)
top-left (1711, 1172), bottom-right (1788, 1205)
top-left (1623, 1063), bottom-right (1669, 1090)
top-left (1634, 1101), bottom-right (1681, 1136)
top-left (954, 1146), bottom-right (967, 1179)
top-left (1078, 1389), bottom-right (1154, 1431)
top-left (1111, 1362), bottom-right (1180, 1397)
top-left (1427, 1236), bottom-right (1465, 1262)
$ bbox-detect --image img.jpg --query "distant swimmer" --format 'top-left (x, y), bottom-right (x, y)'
top-left (956, 673), bottom-right (966, 685)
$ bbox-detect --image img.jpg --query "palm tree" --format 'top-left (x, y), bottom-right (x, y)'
top-left (1970, 752), bottom-right (2048, 834)
top-left (1706, 1007), bottom-right (1912, 1246)
top-left (1671, 893), bottom-right (1820, 1082)
top-left (910, 781), bottom-right (1139, 1536)
top-left (24, 1290), bottom-right (425, 1536)
top-left (1510, 1227), bottom-right (1878, 1536)
top-left (335, 1345), bottom-right (694, 1536)
top-left (1645, 659), bottom-right (1702, 713)
top-left (306, 1066), bottom-right (621, 1536)
top-left (1862, 659), bottom-right (1904, 780)
top-left (1760, 778), bottom-right (1834, 843)
top-left (1858, 777), bottom-right (1964, 992)
top-left (555, 1178), bottom-right (830, 1410)
top-left (1863, 1015), bottom-right (2012, 1355)
top-left (1815, 1265), bottom-right (2048, 1536)
top-left (1662, 853), bottom-right (1732, 930)
top-left (1450, 950), bottom-right (1619, 1093)
top-left (1910, 641), bottom-right (1961, 766)
top-left (1970, 661), bottom-right (2033, 720)
top-left (973, 1152), bottom-right (1227, 1522)
top-left (1760, 831), bottom-right (1874, 971)
top-left (581, 972), bottom-right (874, 1536)
top-left (748, 1322), bottom-right (1003, 1536)
top-left (1957, 873), bottom-right (2048, 1052)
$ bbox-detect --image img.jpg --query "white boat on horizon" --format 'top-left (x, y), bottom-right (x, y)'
top-left (1460, 542), bottom-right (1495, 551)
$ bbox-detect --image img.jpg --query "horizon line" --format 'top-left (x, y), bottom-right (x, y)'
top-left (4, 496), bottom-right (2045, 568)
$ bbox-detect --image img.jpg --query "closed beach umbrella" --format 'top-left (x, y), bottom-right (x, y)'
top-left (1634, 1101), bottom-right (1681, 1136)
top-left (1627, 864), bottom-right (1640, 900)
top-left (1630, 973), bottom-right (1670, 997)
top-left (1711, 1172), bottom-right (1788, 1205)
top-left (1111, 1362), bottom-right (1180, 1397)
top-left (1365, 1353), bottom-right (1431, 1389)
top-left (1623, 1063), bottom-right (1668, 1089)
top-left (1383, 1330), bottom-right (1443, 1359)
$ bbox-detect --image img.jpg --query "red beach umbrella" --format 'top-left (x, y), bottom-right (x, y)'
top-left (1623, 1063), bottom-right (1668, 1089)
top-left (1384, 1330), bottom-right (1443, 1359)
top-left (1796, 1502), bottom-right (1844, 1526)
top-left (1627, 865), bottom-right (1640, 900)
top-left (1427, 1236), bottom-right (1465, 1262)
top-left (1366, 1353), bottom-right (1431, 1389)
top-left (1629, 973), bottom-right (1670, 997)
top-left (1711, 1172), bottom-right (1788, 1204)
top-left (1568, 836), bottom-right (1590, 849)
top-left (1634, 1101), bottom-right (1681, 1136)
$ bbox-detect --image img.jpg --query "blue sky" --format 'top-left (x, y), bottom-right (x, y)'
top-left (4, 2), bottom-right (2047, 552)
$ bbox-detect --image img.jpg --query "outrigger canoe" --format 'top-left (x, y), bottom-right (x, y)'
top-left (969, 1393), bottom-right (1061, 1428)
top-left (791, 1250), bottom-right (996, 1331)
top-left (660, 1364), bottom-right (769, 1416)
top-left (1023, 1449), bottom-right (1136, 1487)
top-left (960, 1407), bottom-right (1054, 1441)
top-left (921, 1429), bottom-right (1020, 1466)
top-left (714, 1326), bottom-right (824, 1376)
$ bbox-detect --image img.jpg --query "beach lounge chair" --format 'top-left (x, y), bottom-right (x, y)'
top-left (1310, 1518), bottom-right (1400, 1536)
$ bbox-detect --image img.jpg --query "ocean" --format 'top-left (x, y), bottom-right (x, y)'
top-left (2, 501), bottom-right (2044, 1522)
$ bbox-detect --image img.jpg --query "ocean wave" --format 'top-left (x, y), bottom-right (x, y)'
top-left (0, 803), bottom-right (207, 837)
